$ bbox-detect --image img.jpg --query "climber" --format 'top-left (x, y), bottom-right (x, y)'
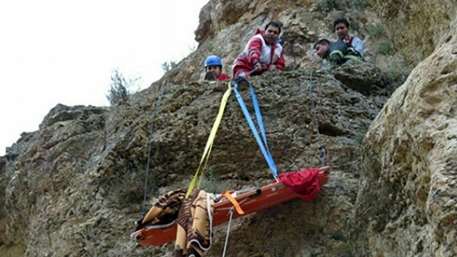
top-left (313, 38), bottom-right (348, 65)
top-left (204, 55), bottom-right (230, 81)
top-left (232, 20), bottom-right (285, 80)
top-left (333, 17), bottom-right (364, 58)
top-left (313, 39), bottom-right (331, 59)
top-left (313, 34), bottom-right (365, 65)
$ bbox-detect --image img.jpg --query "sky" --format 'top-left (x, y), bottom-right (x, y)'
top-left (0, 0), bottom-right (208, 155)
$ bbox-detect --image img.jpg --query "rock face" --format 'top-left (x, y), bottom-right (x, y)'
top-left (354, 16), bottom-right (457, 257)
top-left (368, 0), bottom-right (456, 65)
top-left (0, 1), bottom-right (456, 257)
top-left (0, 61), bottom-right (391, 257)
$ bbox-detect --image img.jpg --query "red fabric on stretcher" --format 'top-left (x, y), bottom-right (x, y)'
top-left (278, 167), bottom-right (322, 201)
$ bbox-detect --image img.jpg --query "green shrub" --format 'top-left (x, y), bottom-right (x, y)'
top-left (316, 0), bottom-right (338, 12)
top-left (106, 69), bottom-right (139, 106)
top-left (385, 58), bottom-right (409, 83)
top-left (351, 0), bottom-right (368, 10)
top-left (377, 40), bottom-right (394, 55)
top-left (366, 23), bottom-right (385, 38)
top-left (161, 61), bottom-right (178, 72)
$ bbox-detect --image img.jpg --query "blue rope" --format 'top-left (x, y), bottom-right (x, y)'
top-left (248, 84), bottom-right (269, 149)
top-left (232, 81), bottom-right (278, 178)
top-left (249, 84), bottom-right (277, 170)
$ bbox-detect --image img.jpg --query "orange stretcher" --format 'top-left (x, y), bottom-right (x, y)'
top-left (131, 170), bottom-right (328, 247)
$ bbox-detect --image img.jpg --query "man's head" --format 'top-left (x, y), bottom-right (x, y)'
top-left (313, 39), bottom-right (330, 58)
top-left (204, 55), bottom-right (223, 79)
top-left (263, 21), bottom-right (282, 45)
top-left (333, 17), bottom-right (350, 39)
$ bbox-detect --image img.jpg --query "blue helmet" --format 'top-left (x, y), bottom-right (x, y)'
top-left (204, 55), bottom-right (222, 67)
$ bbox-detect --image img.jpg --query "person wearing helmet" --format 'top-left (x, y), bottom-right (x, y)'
top-left (232, 21), bottom-right (285, 80)
top-left (204, 55), bottom-right (230, 81)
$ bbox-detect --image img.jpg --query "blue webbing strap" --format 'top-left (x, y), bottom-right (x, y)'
top-left (232, 81), bottom-right (278, 178)
top-left (248, 84), bottom-right (269, 149)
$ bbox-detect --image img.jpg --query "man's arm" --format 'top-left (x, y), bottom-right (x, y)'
top-left (275, 53), bottom-right (285, 70)
top-left (247, 37), bottom-right (263, 65)
top-left (351, 37), bottom-right (364, 56)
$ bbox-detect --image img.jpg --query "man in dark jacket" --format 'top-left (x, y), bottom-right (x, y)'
top-left (313, 37), bottom-right (362, 65)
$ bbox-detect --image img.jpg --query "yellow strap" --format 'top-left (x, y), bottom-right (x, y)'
top-left (222, 191), bottom-right (245, 215)
top-left (186, 83), bottom-right (232, 197)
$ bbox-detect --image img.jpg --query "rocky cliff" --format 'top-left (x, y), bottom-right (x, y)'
top-left (354, 8), bottom-right (457, 257)
top-left (1, 1), bottom-right (456, 257)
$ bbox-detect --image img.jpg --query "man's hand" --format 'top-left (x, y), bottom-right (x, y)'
top-left (342, 35), bottom-right (351, 44)
top-left (254, 62), bottom-right (263, 72)
top-left (346, 47), bottom-right (361, 57)
top-left (204, 72), bottom-right (216, 81)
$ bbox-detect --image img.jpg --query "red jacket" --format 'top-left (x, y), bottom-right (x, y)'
top-left (232, 29), bottom-right (285, 78)
top-left (217, 73), bottom-right (230, 81)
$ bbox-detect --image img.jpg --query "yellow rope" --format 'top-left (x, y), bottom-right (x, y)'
top-left (186, 83), bottom-right (232, 197)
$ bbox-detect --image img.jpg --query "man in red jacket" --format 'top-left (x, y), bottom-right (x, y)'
top-left (204, 55), bottom-right (230, 81)
top-left (232, 21), bottom-right (285, 79)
